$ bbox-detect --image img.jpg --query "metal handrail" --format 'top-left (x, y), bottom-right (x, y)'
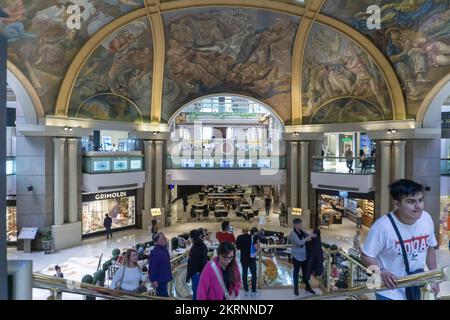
top-left (297, 266), bottom-right (450, 300)
top-left (33, 273), bottom-right (176, 300)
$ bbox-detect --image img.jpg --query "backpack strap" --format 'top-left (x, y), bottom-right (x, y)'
top-left (387, 213), bottom-right (411, 274)
top-left (209, 260), bottom-right (230, 300)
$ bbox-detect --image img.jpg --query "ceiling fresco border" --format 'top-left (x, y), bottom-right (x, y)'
top-left (7, 60), bottom-right (44, 119)
top-left (292, 0), bottom-right (326, 125)
top-left (55, 0), bottom-right (406, 124)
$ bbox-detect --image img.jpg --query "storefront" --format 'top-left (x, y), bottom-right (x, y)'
top-left (6, 198), bottom-right (16, 242)
top-left (82, 189), bottom-right (137, 237)
top-left (316, 189), bottom-right (375, 228)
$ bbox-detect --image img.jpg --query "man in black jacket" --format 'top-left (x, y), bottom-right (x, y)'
top-left (103, 214), bottom-right (113, 239)
top-left (186, 229), bottom-right (209, 300)
top-left (236, 227), bottom-right (260, 297)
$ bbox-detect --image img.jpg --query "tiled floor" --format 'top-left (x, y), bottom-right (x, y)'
top-left (7, 194), bottom-right (450, 300)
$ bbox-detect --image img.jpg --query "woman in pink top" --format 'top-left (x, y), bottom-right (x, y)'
top-left (197, 242), bottom-right (241, 300)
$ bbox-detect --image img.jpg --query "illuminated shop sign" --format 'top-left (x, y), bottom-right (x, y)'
top-left (82, 189), bottom-right (136, 202)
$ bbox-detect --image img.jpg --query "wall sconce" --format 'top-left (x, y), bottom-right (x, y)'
top-left (64, 126), bottom-right (73, 131)
top-left (387, 129), bottom-right (397, 134)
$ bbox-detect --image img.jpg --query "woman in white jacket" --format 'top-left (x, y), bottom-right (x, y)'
top-left (110, 249), bottom-right (146, 293)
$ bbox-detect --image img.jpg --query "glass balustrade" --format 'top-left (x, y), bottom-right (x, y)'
top-left (312, 156), bottom-right (376, 175)
top-left (166, 155), bottom-right (286, 169)
top-left (6, 156), bottom-right (15, 175)
top-left (82, 153), bottom-right (144, 174)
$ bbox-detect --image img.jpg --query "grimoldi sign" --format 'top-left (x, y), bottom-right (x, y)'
top-left (83, 189), bottom-right (136, 202)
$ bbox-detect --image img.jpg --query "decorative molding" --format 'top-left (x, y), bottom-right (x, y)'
top-left (416, 72), bottom-right (450, 126)
top-left (6, 60), bottom-right (44, 120)
top-left (145, 0), bottom-right (165, 123)
top-left (291, 0), bottom-right (325, 125)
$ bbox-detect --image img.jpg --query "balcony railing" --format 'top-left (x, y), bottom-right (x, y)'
top-left (82, 152), bottom-right (144, 174)
top-left (312, 156), bottom-right (375, 175)
top-left (166, 156), bottom-right (286, 169)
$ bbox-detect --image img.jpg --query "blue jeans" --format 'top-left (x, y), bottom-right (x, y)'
top-left (156, 282), bottom-right (169, 297)
top-left (375, 293), bottom-right (392, 300)
top-left (191, 273), bottom-right (200, 300)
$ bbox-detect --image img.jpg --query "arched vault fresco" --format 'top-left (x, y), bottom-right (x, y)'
top-left (303, 23), bottom-right (393, 124)
top-left (161, 7), bottom-right (300, 124)
top-left (321, 0), bottom-right (450, 118)
top-left (0, 0), bottom-right (144, 115)
top-left (68, 17), bottom-right (152, 123)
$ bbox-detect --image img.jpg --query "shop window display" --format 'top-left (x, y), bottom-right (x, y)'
top-left (6, 206), bottom-right (17, 242)
top-left (82, 191), bottom-right (136, 235)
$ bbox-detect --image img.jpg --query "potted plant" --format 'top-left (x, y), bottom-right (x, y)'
top-left (41, 230), bottom-right (53, 254)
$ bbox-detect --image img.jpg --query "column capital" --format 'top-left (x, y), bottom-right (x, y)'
top-left (300, 141), bottom-right (310, 147)
top-left (290, 141), bottom-right (299, 146)
top-left (53, 137), bottom-right (66, 144)
top-left (143, 140), bottom-right (154, 147)
top-left (66, 137), bottom-right (80, 144)
top-left (392, 140), bottom-right (407, 146)
top-left (379, 140), bottom-right (393, 147)
top-left (154, 140), bottom-right (164, 146)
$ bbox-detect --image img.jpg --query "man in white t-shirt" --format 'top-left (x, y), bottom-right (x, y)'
top-left (361, 179), bottom-right (439, 300)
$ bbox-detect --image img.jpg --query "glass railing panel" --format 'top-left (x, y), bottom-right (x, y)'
top-left (312, 157), bottom-right (375, 175)
top-left (6, 156), bottom-right (15, 175)
top-left (82, 155), bottom-right (144, 174)
top-left (441, 159), bottom-right (450, 175)
top-left (166, 156), bottom-right (286, 169)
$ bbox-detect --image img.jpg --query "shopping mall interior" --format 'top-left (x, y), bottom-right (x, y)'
top-left (1, 0), bottom-right (450, 301)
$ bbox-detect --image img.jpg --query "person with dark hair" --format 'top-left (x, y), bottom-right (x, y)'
top-left (264, 196), bottom-right (272, 215)
top-left (103, 214), bottom-right (113, 239)
top-left (148, 232), bottom-right (173, 297)
top-left (216, 221), bottom-right (236, 244)
top-left (182, 194), bottom-right (189, 213)
top-left (361, 179), bottom-right (439, 300)
top-left (305, 228), bottom-right (323, 284)
top-left (53, 265), bottom-right (64, 299)
top-left (197, 242), bottom-right (241, 300)
top-left (186, 229), bottom-right (209, 300)
top-left (345, 146), bottom-right (354, 174)
top-left (151, 219), bottom-right (158, 239)
top-left (236, 227), bottom-right (260, 297)
top-left (288, 218), bottom-right (316, 295)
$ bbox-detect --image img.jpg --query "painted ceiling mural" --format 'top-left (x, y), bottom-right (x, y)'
top-left (161, 8), bottom-right (300, 124)
top-left (0, 0), bottom-right (144, 114)
top-left (68, 17), bottom-right (152, 123)
top-left (303, 23), bottom-right (392, 124)
top-left (321, 0), bottom-right (450, 118)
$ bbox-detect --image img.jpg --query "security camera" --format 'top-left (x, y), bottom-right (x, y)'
top-left (27, 186), bottom-right (33, 192)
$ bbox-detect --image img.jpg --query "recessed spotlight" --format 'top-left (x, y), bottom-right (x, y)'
top-left (391, 129), bottom-right (397, 133)
top-left (64, 126), bottom-right (69, 131)
top-left (293, 132), bottom-right (300, 136)
top-left (153, 131), bottom-right (159, 135)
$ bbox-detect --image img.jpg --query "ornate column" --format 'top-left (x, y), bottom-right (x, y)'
top-left (290, 141), bottom-right (299, 208)
top-left (393, 140), bottom-right (406, 181)
top-left (154, 141), bottom-right (164, 208)
top-left (53, 138), bottom-right (65, 225)
top-left (143, 140), bottom-right (154, 211)
top-left (300, 141), bottom-right (310, 210)
top-left (380, 140), bottom-right (392, 216)
top-left (67, 138), bottom-right (79, 223)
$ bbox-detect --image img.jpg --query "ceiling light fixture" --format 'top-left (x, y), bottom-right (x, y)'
top-left (293, 132), bottom-right (300, 136)
top-left (153, 131), bottom-right (159, 135)
top-left (387, 128), bottom-right (397, 134)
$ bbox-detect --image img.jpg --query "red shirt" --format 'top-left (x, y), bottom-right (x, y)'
top-left (216, 231), bottom-right (236, 244)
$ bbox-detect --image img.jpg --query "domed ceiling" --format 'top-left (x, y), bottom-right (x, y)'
top-left (3, 0), bottom-right (448, 125)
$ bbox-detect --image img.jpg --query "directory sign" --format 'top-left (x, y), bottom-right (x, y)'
top-left (18, 227), bottom-right (38, 240)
